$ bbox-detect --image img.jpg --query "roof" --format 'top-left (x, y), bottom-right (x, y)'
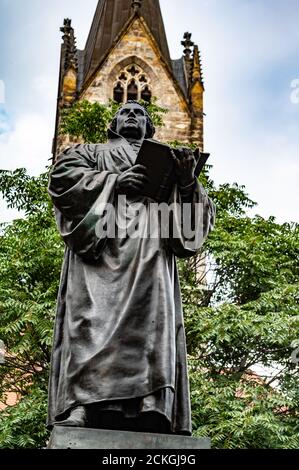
top-left (81, 0), bottom-right (172, 86)
top-left (171, 58), bottom-right (188, 98)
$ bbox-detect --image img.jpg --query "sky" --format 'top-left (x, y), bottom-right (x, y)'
top-left (0, 0), bottom-right (298, 223)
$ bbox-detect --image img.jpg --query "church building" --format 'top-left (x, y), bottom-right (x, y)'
top-left (53, 0), bottom-right (205, 160)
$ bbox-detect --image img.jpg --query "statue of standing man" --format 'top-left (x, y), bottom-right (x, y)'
top-left (47, 101), bottom-right (215, 435)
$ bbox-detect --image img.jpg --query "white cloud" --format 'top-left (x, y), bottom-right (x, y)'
top-left (290, 79), bottom-right (299, 104)
top-left (1, 0), bottom-right (298, 225)
top-left (0, 109), bottom-right (11, 135)
top-left (32, 75), bottom-right (58, 103)
top-left (0, 80), bottom-right (5, 104)
top-left (0, 111), bottom-right (53, 223)
top-left (207, 122), bottom-right (299, 223)
top-left (205, 81), bottom-right (299, 223)
top-left (0, 112), bottom-right (52, 175)
top-left (160, 0), bottom-right (299, 223)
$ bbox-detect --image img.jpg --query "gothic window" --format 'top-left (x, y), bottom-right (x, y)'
top-left (127, 80), bottom-right (138, 101)
top-left (141, 85), bottom-right (152, 103)
top-left (127, 65), bottom-right (139, 77)
top-left (112, 64), bottom-right (152, 103)
top-left (113, 82), bottom-right (124, 104)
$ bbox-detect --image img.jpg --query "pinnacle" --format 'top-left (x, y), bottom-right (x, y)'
top-left (131, 0), bottom-right (142, 12)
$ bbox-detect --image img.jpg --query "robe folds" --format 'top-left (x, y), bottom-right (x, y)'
top-left (47, 131), bottom-right (215, 434)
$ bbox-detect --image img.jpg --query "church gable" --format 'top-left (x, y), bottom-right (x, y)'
top-left (53, 1), bottom-right (205, 159)
top-left (81, 17), bottom-right (192, 143)
top-left (82, 0), bottom-right (172, 86)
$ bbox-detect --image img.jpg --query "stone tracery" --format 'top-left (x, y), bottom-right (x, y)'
top-left (113, 65), bottom-right (152, 103)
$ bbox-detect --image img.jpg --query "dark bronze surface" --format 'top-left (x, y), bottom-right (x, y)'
top-left (48, 103), bottom-right (215, 435)
top-left (48, 426), bottom-right (211, 449)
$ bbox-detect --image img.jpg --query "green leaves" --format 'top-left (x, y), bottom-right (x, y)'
top-left (190, 365), bottom-right (299, 449)
top-left (60, 98), bottom-right (167, 144)
top-left (209, 183), bottom-right (256, 217)
top-left (181, 193), bottom-right (299, 448)
top-left (139, 97), bottom-right (167, 128)
top-left (0, 387), bottom-right (49, 449)
top-left (205, 214), bottom-right (299, 304)
top-left (0, 169), bottom-right (50, 216)
top-left (0, 101), bottom-right (298, 449)
top-left (0, 170), bottom-right (64, 448)
top-left (60, 100), bottom-right (118, 144)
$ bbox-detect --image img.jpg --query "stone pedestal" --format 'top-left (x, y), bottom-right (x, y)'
top-left (48, 426), bottom-right (210, 449)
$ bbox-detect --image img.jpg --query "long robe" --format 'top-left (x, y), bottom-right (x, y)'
top-left (47, 131), bottom-right (215, 434)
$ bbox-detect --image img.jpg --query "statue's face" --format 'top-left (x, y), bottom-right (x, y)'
top-left (115, 103), bottom-right (147, 140)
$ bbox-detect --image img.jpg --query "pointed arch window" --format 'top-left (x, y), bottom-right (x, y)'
top-left (127, 65), bottom-right (139, 77)
top-left (127, 80), bottom-right (138, 101)
top-left (113, 82), bottom-right (124, 104)
top-left (141, 85), bottom-right (152, 103)
top-left (112, 65), bottom-right (152, 103)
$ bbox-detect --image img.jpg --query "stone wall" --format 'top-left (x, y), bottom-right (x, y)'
top-left (80, 18), bottom-right (195, 144)
top-left (55, 17), bottom-right (205, 157)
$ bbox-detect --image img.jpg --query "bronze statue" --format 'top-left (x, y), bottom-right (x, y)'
top-left (47, 101), bottom-right (215, 435)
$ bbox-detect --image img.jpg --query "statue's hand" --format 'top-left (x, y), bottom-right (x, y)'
top-left (171, 147), bottom-right (196, 188)
top-left (115, 165), bottom-right (148, 195)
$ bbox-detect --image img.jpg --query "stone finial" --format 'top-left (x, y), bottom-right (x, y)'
top-left (190, 44), bottom-right (204, 118)
top-left (60, 18), bottom-right (78, 107)
top-left (192, 45), bottom-right (204, 84)
top-left (60, 18), bottom-right (72, 38)
top-left (181, 32), bottom-right (194, 86)
top-left (181, 32), bottom-right (194, 60)
top-left (192, 45), bottom-right (200, 81)
top-left (131, 0), bottom-right (142, 12)
top-left (60, 18), bottom-right (78, 72)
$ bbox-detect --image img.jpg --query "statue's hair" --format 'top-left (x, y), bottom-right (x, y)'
top-left (110, 100), bottom-right (155, 139)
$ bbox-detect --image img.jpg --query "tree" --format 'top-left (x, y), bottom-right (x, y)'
top-left (60, 98), bottom-right (167, 144)
top-left (0, 169), bottom-right (63, 448)
top-left (185, 214), bottom-right (299, 448)
top-left (0, 101), bottom-right (298, 448)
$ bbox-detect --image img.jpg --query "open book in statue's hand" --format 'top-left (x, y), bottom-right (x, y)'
top-left (135, 139), bottom-right (210, 202)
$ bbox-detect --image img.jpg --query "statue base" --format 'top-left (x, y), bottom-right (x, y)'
top-left (48, 426), bottom-right (210, 449)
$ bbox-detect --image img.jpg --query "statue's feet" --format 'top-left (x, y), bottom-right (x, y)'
top-left (54, 406), bottom-right (87, 427)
